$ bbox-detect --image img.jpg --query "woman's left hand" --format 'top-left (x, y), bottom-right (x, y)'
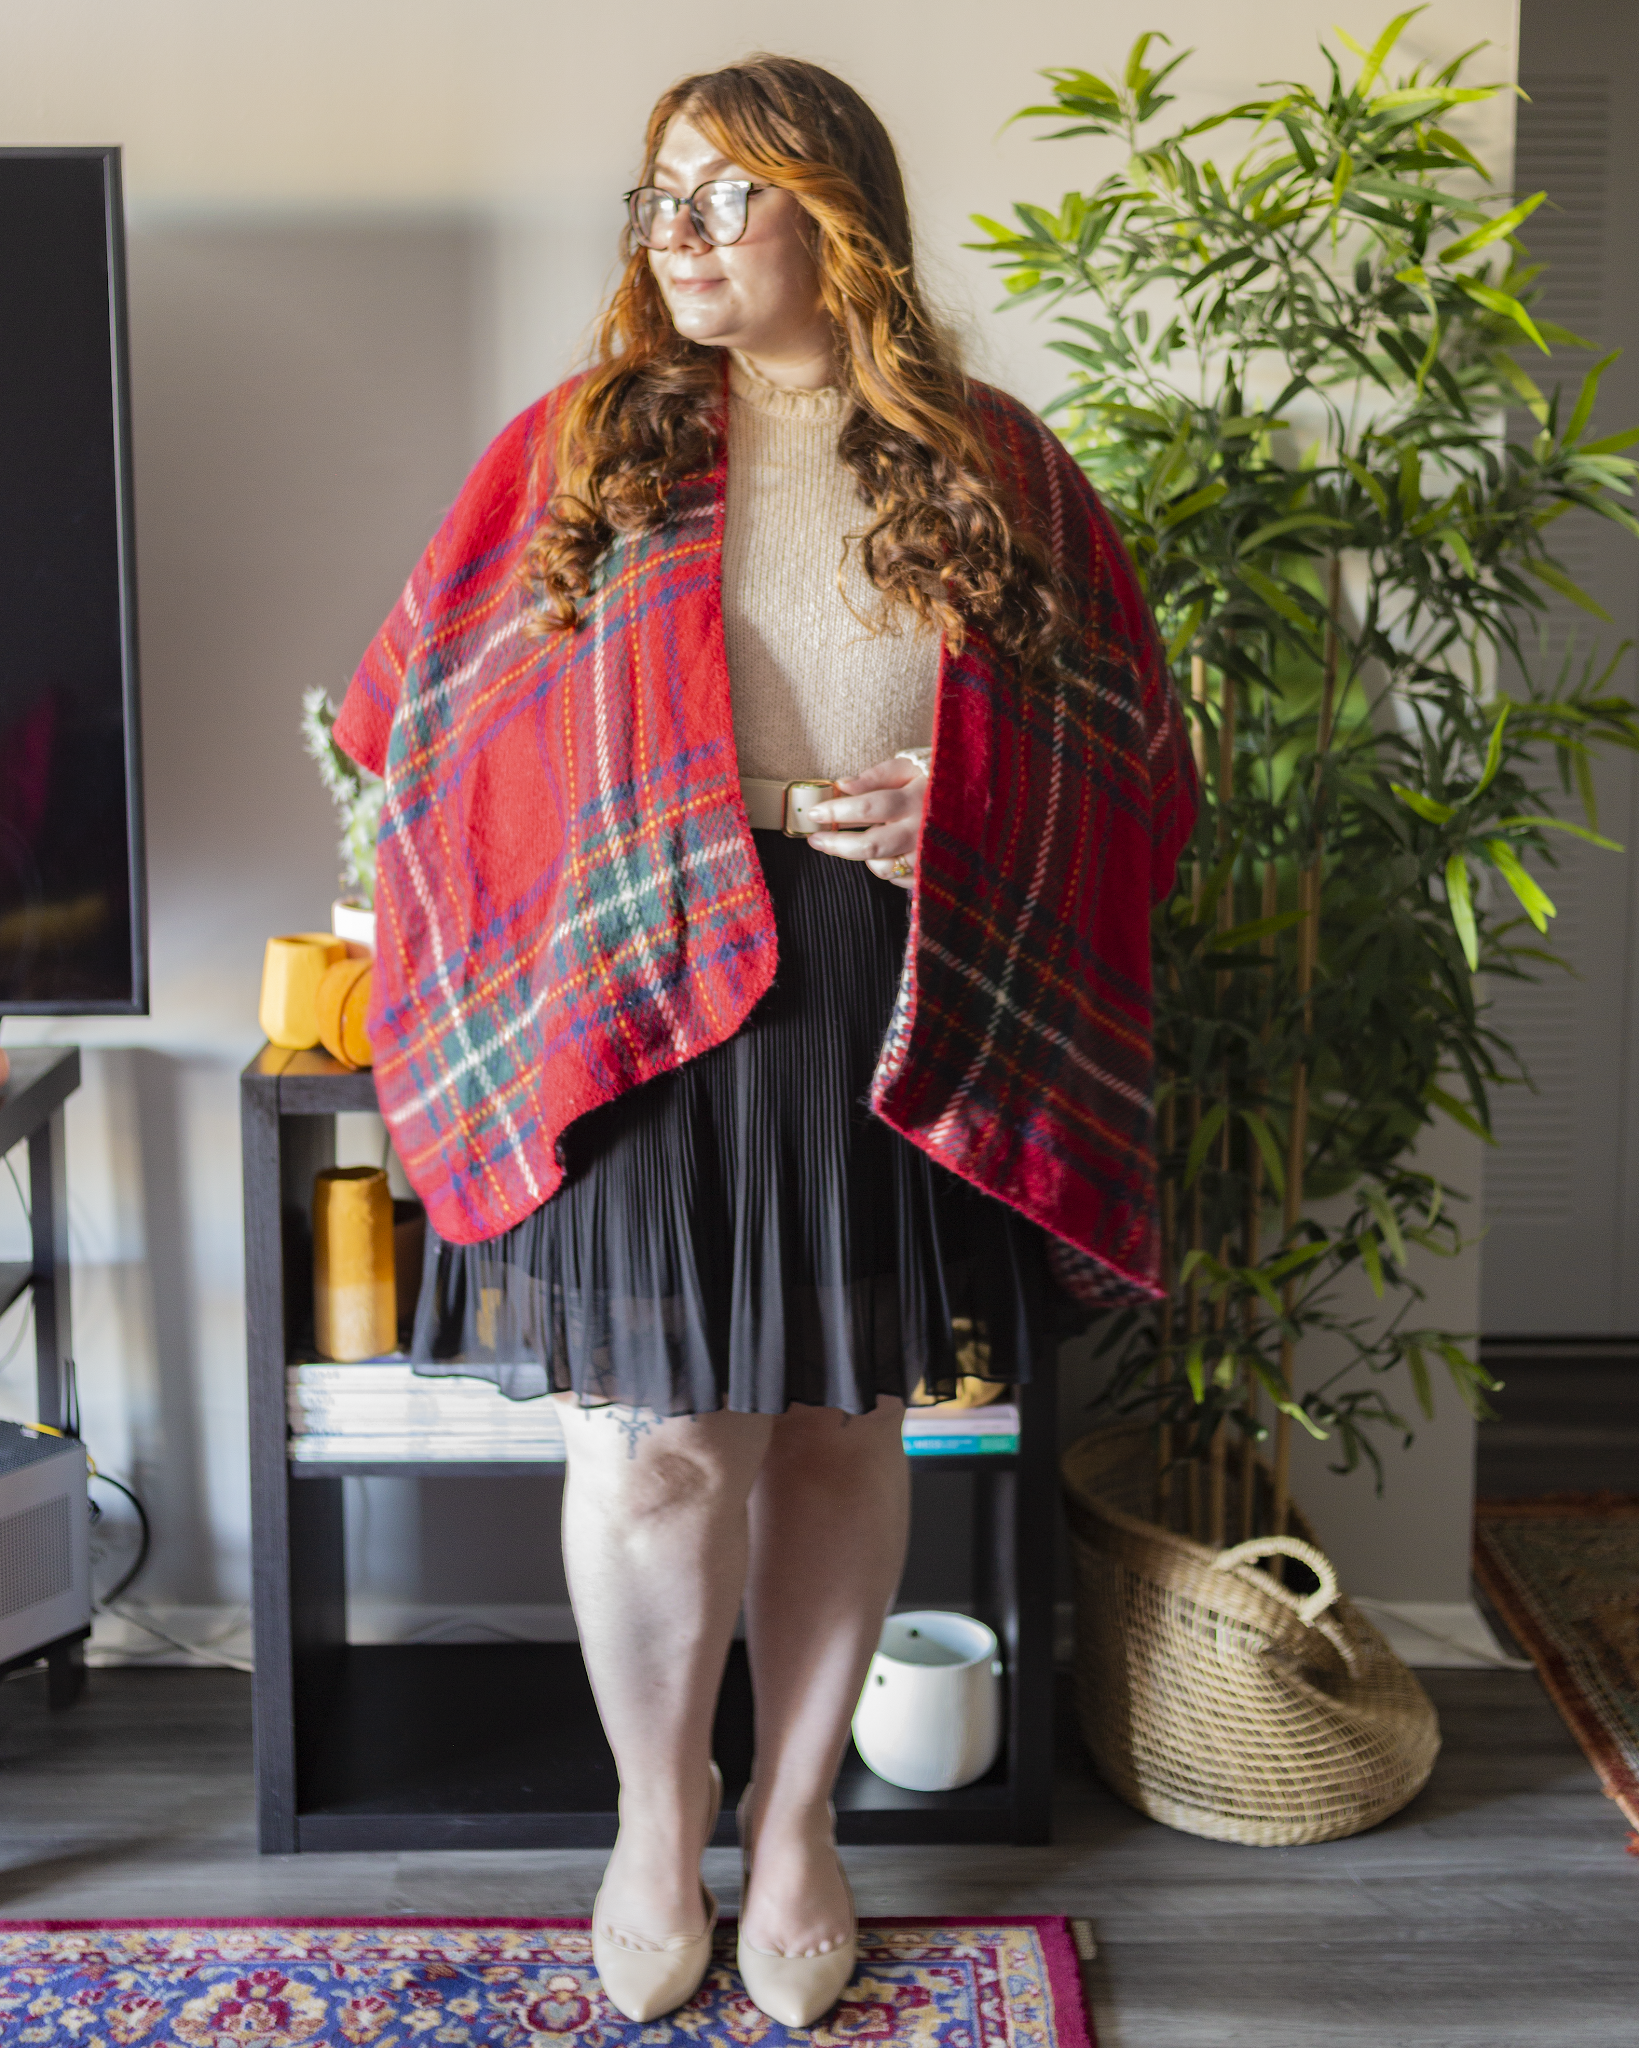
top-left (805, 755), bottom-right (927, 889)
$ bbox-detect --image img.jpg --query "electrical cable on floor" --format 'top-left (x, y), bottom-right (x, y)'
top-left (90, 1470), bottom-right (151, 1606)
top-left (99, 1602), bottom-right (254, 1675)
top-left (402, 1614), bottom-right (550, 1647)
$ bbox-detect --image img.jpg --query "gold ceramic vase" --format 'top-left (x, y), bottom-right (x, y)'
top-left (313, 1166), bottom-right (396, 1361)
top-left (260, 933), bottom-right (346, 1049)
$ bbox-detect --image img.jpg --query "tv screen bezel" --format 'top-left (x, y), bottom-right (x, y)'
top-left (0, 144), bottom-right (148, 1016)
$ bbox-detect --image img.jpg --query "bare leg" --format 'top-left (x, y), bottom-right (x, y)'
top-left (740, 1398), bottom-right (911, 1956)
top-left (557, 1398), bottom-right (772, 1939)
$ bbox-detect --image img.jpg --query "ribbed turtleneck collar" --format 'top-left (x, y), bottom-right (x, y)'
top-left (728, 351), bottom-right (847, 423)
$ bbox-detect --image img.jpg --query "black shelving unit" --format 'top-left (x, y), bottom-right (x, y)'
top-left (243, 1044), bottom-right (1056, 1854)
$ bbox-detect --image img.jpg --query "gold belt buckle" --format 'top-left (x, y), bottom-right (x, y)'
top-left (782, 779), bottom-right (835, 837)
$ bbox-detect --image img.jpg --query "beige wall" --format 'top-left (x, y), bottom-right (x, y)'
top-left (0, 0), bottom-right (1517, 1621)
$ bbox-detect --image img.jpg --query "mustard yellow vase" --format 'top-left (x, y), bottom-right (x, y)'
top-left (313, 1166), bottom-right (396, 1361)
top-left (260, 933), bottom-right (346, 1049)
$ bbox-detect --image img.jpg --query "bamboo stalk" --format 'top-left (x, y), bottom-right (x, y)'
top-left (1157, 1084), bottom-right (1176, 1527)
top-left (1183, 653), bottom-right (1211, 1539)
top-left (1271, 560), bottom-right (1344, 1539)
top-left (1207, 665), bottom-right (1237, 1549)
top-left (1243, 856), bottom-right (1279, 1538)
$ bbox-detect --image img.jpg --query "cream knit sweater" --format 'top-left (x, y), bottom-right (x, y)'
top-left (722, 353), bottom-right (941, 782)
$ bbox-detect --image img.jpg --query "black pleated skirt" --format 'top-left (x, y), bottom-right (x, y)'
top-left (409, 831), bottom-right (1063, 1413)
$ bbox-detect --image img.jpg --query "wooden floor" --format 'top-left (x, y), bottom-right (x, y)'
top-left (0, 1665), bottom-right (1632, 2045)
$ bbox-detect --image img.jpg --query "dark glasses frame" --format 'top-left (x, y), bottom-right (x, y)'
top-left (623, 178), bottom-right (771, 250)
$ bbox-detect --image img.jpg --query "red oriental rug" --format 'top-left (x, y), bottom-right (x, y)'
top-left (1474, 1495), bottom-right (1639, 1846)
top-left (0, 1915), bottom-right (1095, 2046)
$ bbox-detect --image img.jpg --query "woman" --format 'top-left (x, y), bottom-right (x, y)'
top-left (336, 55), bottom-right (1193, 2029)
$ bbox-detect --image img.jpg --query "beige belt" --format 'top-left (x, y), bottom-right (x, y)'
top-left (741, 777), bottom-right (837, 836)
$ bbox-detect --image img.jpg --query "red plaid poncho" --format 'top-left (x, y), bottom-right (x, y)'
top-left (335, 374), bottom-right (1196, 1305)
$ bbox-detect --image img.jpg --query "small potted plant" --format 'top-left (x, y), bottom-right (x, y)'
top-left (301, 686), bottom-right (382, 954)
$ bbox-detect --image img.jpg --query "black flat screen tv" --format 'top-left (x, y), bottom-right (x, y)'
top-left (0, 146), bottom-right (146, 1014)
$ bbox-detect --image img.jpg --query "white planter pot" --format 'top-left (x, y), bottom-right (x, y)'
top-left (851, 1610), bottom-right (1004, 1792)
top-left (332, 897), bottom-right (376, 958)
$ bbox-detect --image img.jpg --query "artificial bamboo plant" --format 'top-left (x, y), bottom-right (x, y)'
top-left (974, 13), bottom-right (1639, 1538)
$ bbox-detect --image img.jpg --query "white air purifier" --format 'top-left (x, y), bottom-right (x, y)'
top-left (0, 1421), bottom-right (90, 1667)
top-left (851, 1609), bottom-right (1004, 1792)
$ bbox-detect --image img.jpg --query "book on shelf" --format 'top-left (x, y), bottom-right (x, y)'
top-left (284, 1364), bottom-right (1018, 1459)
top-left (289, 1434), bottom-right (566, 1464)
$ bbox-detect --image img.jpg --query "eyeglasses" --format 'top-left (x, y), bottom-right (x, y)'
top-left (624, 179), bottom-right (770, 250)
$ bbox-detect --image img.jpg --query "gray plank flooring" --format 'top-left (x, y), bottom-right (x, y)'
top-left (0, 1666), bottom-right (1633, 2044)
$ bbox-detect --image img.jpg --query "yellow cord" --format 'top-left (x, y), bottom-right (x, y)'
top-left (21, 1421), bottom-right (96, 1475)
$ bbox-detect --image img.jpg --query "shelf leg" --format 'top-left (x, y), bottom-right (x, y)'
top-left (46, 1633), bottom-right (87, 1709)
top-left (29, 1106), bottom-right (72, 1432)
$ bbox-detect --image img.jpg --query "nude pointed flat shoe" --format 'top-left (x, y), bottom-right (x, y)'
top-left (735, 1789), bottom-right (858, 2030)
top-left (593, 1762), bottom-right (723, 2023)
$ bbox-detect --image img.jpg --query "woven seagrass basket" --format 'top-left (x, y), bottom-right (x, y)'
top-left (1062, 1421), bottom-right (1441, 1846)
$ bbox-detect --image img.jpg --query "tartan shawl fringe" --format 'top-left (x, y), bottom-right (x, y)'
top-left (335, 375), bottom-right (1196, 1306)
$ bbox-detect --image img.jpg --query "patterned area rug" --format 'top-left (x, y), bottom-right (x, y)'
top-left (0, 1915), bottom-right (1094, 2046)
top-left (1474, 1496), bottom-right (1639, 1844)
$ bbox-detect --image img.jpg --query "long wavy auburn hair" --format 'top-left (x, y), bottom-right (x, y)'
top-left (522, 55), bottom-right (1066, 675)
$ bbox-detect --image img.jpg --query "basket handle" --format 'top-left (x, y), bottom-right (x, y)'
top-left (1210, 1536), bottom-right (1341, 1626)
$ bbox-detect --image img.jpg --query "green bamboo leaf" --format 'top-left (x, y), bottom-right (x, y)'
top-left (1185, 1338), bottom-right (1207, 1404)
top-left (1486, 839), bottom-right (1556, 931)
top-left (1405, 1342), bottom-right (1435, 1420)
top-left (1240, 1110), bottom-right (1287, 1198)
top-left (1347, 9), bottom-right (1421, 95)
top-left (1184, 1099), bottom-right (1229, 1188)
top-left (1445, 853), bottom-right (1478, 969)
top-left (1358, 1231), bottom-right (1385, 1298)
top-left (1475, 700), bottom-right (1510, 795)
top-left (1426, 1082), bottom-right (1496, 1145)
top-left (1363, 1184), bottom-right (1407, 1266)
top-left (1177, 1247), bottom-right (1208, 1290)
top-left (1438, 1341), bottom-right (1500, 1419)
top-left (1331, 147), bottom-right (1353, 210)
top-left (1494, 814), bottom-right (1623, 851)
top-left (1238, 562), bottom-right (1316, 630)
top-left (1457, 277), bottom-right (1549, 352)
top-left (1258, 1377), bottom-right (1331, 1439)
top-left (1420, 122), bottom-right (1491, 173)
top-left (1439, 190), bottom-right (1546, 264)
top-left (1241, 1265), bottom-right (1285, 1315)
top-left (1564, 350), bottom-right (1621, 445)
top-left (1496, 355), bottom-right (1549, 422)
top-left (1398, 447), bottom-right (1422, 518)
top-left (1373, 88), bottom-right (1463, 109)
top-left (1265, 1241), bottom-right (1329, 1282)
top-left (1578, 426), bottom-right (1639, 456)
top-left (1216, 908), bottom-right (1309, 949)
top-left (1342, 456), bottom-right (1389, 517)
top-left (1165, 600), bottom-right (1207, 665)
top-left (1432, 526), bottom-right (1477, 575)
top-left (1390, 783), bottom-right (1455, 824)
top-left (1160, 480), bottom-right (1229, 529)
top-left (1526, 558), bottom-right (1612, 621)
top-left (1279, 115), bottom-right (1317, 174)
top-left (1239, 513), bottom-right (1351, 552)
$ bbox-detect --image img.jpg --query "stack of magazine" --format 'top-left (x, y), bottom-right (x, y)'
top-left (286, 1359), bottom-right (1019, 1464)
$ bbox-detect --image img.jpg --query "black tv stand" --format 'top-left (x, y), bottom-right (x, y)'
top-left (243, 1043), bottom-right (1058, 1853)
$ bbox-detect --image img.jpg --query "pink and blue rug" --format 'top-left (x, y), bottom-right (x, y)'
top-left (0, 1915), bottom-right (1094, 2045)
